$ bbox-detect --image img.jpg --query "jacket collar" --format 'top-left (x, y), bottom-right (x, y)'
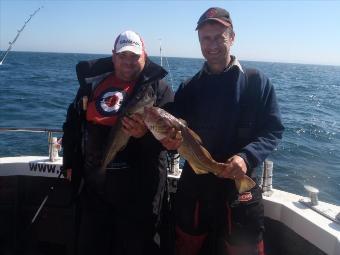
top-left (137, 57), bottom-right (168, 85)
top-left (84, 57), bottom-right (168, 89)
top-left (200, 55), bottom-right (244, 76)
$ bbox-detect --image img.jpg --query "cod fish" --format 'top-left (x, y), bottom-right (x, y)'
top-left (143, 106), bottom-right (256, 194)
top-left (101, 85), bottom-right (156, 170)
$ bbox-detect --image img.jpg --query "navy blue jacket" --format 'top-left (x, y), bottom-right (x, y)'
top-left (173, 62), bottom-right (284, 196)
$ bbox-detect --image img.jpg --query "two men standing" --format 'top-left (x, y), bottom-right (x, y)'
top-left (63, 6), bottom-right (283, 255)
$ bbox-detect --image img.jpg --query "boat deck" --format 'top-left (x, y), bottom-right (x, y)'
top-left (0, 156), bottom-right (339, 255)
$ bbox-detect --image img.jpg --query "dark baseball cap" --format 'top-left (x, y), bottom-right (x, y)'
top-left (196, 7), bottom-right (233, 30)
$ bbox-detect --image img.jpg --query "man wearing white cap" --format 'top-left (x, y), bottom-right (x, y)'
top-left (62, 30), bottom-right (173, 255)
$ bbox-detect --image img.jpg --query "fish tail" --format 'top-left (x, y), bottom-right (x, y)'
top-left (235, 176), bottom-right (256, 194)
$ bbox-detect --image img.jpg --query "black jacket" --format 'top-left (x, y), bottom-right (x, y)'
top-left (62, 56), bottom-right (174, 216)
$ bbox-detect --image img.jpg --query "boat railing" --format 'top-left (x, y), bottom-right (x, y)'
top-left (0, 127), bottom-right (63, 161)
top-left (0, 127), bottom-right (275, 185)
top-left (1, 128), bottom-right (339, 224)
top-left (0, 127), bottom-right (62, 133)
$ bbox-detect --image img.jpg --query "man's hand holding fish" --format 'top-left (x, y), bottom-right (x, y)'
top-left (160, 128), bottom-right (183, 150)
top-left (122, 113), bottom-right (148, 138)
top-left (216, 155), bottom-right (248, 180)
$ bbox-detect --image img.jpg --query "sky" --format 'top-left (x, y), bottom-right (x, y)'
top-left (1, 0), bottom-right (340, 66)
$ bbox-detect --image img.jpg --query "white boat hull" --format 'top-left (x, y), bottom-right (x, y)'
top-left (0, 156), bottom-right (339, 255)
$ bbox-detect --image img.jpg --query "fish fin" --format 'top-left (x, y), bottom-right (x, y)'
top-left (187, 128), bottom-right (203, 144)
top-left (199, 144), bottom-right (214, 161)
top-left (103, 143), bottom-right (128, 167)
top-left (235, 176), bottom-right (256, 194)
top-left (189, 162), bottom-right (209, 175)
top-left (198, 146), bottom-right (224, 175)
top-left (180, 128), bottom-right (224, 175)
top-left (102, 153), bottom-right (114, 170)
top-left (179, 118), bottom-right (187, 126)
top-left (183, 145), bottom-right (222, 176)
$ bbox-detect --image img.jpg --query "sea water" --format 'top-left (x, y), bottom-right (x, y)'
top-left (0, 51), bottom-right (339, 205)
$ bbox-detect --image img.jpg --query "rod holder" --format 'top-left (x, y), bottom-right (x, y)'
top-left (169, 153), bottom-right (180, 176)
top-left (261, 160), bottom-right (273, 193)
top-left (336, 212), bottom-right (340, 222)
top-left (304, 185), bottom-right (319, 206)
top-left (48, 133), bottom-right (59, 162)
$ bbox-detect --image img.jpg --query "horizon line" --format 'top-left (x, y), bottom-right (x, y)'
top-left (1, 49), bottom-right (339, 68)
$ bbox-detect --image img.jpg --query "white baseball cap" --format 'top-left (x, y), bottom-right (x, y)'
top-left (114, 30), bottom-right (144, 55)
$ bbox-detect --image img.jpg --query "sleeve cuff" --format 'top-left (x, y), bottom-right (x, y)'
top-left (237, 152), bottom-right (251, 172)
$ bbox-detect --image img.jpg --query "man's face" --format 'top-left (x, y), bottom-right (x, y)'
top-left (198, 22), bottom-right (234, 67)
top-left (112, 51), bottom-right (146, 82)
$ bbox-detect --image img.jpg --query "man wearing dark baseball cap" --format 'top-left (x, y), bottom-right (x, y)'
top-left (196, 7), bottom-right (233, 30)
top-left (161, 7), bottom-right (284, 255)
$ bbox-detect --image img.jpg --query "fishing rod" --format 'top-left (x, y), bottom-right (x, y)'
top-left (0, 6), bottom-right (43, 65)
top-left (158, 38), bottom-right (175, 91)
top-left (159, 37), bottom-right (180, 174)
top-left (159, 38), bottom-right (163, 67)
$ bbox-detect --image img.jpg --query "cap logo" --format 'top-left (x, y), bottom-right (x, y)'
top-left (119, 39), bottom-right (141, 47)
top-left (114, 30), bottom-right (143, 55)
top-left (206, 8), bottom-right (217, 18)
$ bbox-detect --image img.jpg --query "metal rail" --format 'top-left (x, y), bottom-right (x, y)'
top-left (0, 127), bottom-right (62, 133)
top-left (0, 127), bottom-right (63, 161)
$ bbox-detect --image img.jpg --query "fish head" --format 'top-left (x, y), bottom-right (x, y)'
top-left (143, 106), bottom-right (182, 141)
top-left (126, 86), bottom-right (156, 115)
